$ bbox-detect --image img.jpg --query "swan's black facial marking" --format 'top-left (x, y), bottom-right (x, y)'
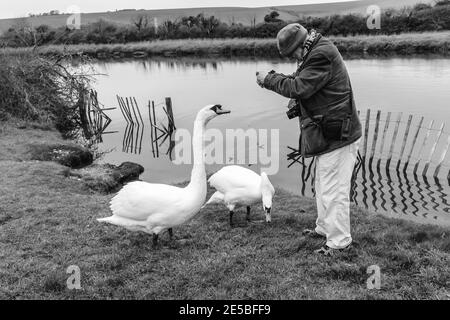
top-left (210, 104), bottom-right (223, 114)
top-left (210, 104), bottom-right (231, 115)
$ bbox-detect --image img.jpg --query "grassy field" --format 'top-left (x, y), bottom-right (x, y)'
top-left (2, 31), bottom-right (448, 59)
top-left (0, 0), bottom-right (432, 34)
top-left (0, 122), bottom-right (449, 300)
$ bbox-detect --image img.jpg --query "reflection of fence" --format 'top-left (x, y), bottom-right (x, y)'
top-left (287, 109), bottom-right (450, 222)
top-left (148, 97), bottom-right (176, 159)
top-left (78, 89), bottom-right (115, 142)
top-left (116, 95), bottom-right (176, 157)
top-left (295, 151), bottom-right (449, 222)
top-left (117, 96), bottom-right (144, 154)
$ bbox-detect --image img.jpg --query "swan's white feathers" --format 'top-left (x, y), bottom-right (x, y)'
top-left (207, 165), bottom-right (264, 208)
top-left (205, 191), bottom-right (224, 205)
top-left (208, 165), bottom-right (260, 194)
top-left (109, 181), bottom-right (186, 221)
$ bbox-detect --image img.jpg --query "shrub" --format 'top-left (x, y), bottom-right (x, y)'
top-left (0, 52), bottom-right (93, 138)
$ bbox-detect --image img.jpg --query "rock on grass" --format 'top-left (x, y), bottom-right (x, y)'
top-left (70, 162), bottom-right (144, 193)
top-left (28, 143), bottom-right (93, 169)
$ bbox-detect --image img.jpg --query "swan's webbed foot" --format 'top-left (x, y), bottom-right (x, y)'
top-left (229, 211), bottom-right (234, 227)
top-left (246, 206), bottom-right (251, 222)
top-left (168, 228), bottom-right (174, 241)
top-left (152, 234), bottom-right (159, 247)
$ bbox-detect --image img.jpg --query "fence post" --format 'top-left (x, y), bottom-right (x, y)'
top-left (369, 110), bottom-right (381, 162)
top-left (152, 100), bottom-right (159, 157)
top-left (165, 97), bottom-right (176, 130)
top-left (423, 122), bottom-right (445, 177)
top-left (414, 120), bottom-right (434, 175)
top-left (433, 135), bottom-right (450, 179)
top-left (148, 100), bottom-right (155, 157)
top-left (386, 112), bottom-right (402, 170)
top-left (133, 97), bottom-right (144, 126)
top-left (362, 109), bottom-right (371, 162)
top-left (404, 116), bottom-right (424, 173)
top-left (397, 114), bottom-right (413, 171)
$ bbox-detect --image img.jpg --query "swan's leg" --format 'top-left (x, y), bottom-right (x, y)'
top-left (152, 234), bottom-right (159, 247)
top-left (168, 228), bottom-right (173, 240)
top-left (226, 204), bottom-right (236, 227)
top-left (246, 206), bottom-right (251, 222)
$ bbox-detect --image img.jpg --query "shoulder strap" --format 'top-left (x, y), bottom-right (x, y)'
top-left (348, 80), bottom-right (354, 117)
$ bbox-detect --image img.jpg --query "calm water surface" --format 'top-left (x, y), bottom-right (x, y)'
top-left (92, 57), bottom-right (450, 226)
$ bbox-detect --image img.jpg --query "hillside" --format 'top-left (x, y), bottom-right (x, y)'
top-left (0, 0), bottom-right (435, 34)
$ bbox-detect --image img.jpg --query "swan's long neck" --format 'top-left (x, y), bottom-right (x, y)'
top-left (187, 116), bottom-right (207, 191)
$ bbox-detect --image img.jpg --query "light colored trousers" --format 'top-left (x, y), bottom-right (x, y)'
top-left (314, 138), bottom-right (361, 249)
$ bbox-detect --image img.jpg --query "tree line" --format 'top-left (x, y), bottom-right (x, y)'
top-left (1, 0), bottom-right (449, 48)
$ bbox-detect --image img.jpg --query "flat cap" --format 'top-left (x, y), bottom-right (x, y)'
top-left (276, 23), bottom-right (308, 57)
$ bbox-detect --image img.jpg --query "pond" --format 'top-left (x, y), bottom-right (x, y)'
top-left (91, 56), bottom-right (450, 226)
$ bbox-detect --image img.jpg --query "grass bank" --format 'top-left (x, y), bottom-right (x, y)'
top-left (0, 123), bottom-right (449, 299)
top-left (1, 31), bottom-right (449, 59)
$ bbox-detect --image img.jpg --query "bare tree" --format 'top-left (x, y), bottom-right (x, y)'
top-left (132, 15), bottom-right (149, 31)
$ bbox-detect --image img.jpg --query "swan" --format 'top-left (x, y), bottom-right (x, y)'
top-left (205, 165), bottom-right (275, 226)
top-left (97, 104), bottom-right (230, 245)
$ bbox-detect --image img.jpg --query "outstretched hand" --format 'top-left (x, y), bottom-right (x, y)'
top-left (256, 71), bottom-right (268, 88)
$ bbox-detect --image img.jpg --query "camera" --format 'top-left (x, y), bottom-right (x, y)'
top-left (286, 99), bottom-right (301, 119)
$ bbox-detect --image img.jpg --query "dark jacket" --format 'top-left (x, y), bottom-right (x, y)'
top-left (263, 35), bottom-right (362, 157)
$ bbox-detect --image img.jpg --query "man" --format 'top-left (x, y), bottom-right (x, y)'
top-left (256, 23), bottom-right (362, 256)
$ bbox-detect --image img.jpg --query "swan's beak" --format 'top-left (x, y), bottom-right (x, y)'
top-left (216, 108), bottom-right (231, 115)
top-left (210, 104), bottom-right (231, 115)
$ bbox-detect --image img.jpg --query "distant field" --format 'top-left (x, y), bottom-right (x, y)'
top-left (2, 31), bottom-right (448, 58)
top-left (0, 0), bottom-right (434, 34)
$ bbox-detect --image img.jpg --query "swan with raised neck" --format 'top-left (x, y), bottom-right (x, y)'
top-left (97, 104), bottom-right (230, 245)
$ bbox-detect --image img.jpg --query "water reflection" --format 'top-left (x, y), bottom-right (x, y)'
top-left (95, 57), bottom-right (223, 73)
top-left (292, 151), bottom-right (449, 224)
top-left (122, 123), bottom-right (144, 154)
top-left (117, 96), bottom-right (176, 160)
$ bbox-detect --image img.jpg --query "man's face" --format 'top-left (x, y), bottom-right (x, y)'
top-left (290, 46), bottom-right (305, 63)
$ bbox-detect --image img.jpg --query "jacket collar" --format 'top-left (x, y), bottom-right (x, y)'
top-left (303, 29), bottom-right (321, 59)
top-left (297, 32), bottom-right (323, 72)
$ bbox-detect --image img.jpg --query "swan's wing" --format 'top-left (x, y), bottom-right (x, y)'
top-left (208, 165), bottom-right (260, 194)
top-left (109, 181), bottom-right (184, 221)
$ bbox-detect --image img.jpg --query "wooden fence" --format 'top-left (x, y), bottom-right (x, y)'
top-left (358, 109), bottom-right (450, 180)
top-left (288, 109), bottom-right (450, 181)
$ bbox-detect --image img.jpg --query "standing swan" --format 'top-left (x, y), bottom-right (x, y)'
top-left (205, 165), bottom-right (275, 226)
top-left (97, 104), bottom-right (230, 245)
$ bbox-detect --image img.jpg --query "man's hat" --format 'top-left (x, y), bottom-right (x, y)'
top-left (276, 23), bottom-right (308, 57)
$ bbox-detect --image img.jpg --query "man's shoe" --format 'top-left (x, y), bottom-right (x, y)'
top-left (314, 244), bottom-right (351, 256)
top-left (302, 228), bottom-right (325, 239)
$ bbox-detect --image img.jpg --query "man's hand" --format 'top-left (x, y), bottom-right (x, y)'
top-left (256, 71), bottom-right (269, 88)
top-left (287, 98), bottom-right (297, 109)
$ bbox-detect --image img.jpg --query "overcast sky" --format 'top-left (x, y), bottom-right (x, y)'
top-left (0, 0), bottom-right (358, 19)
